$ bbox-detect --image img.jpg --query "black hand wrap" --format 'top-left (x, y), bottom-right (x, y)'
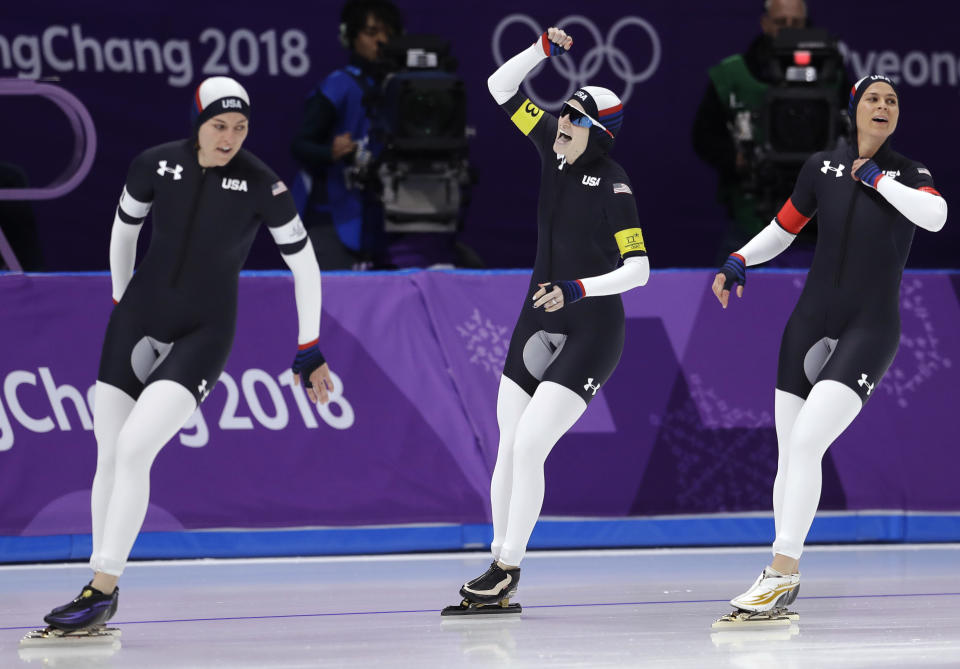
top-left (292, 342), bottom-right (326, 388)
top-left (552, 280), bottom-right (585, 305)
top-left (720, 253), bottom-right (747, 292)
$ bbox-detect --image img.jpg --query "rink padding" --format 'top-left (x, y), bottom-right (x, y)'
top-left (1, 513), bottom-right (959, 562)
top-left (1, 270), bottom-right (959, 562)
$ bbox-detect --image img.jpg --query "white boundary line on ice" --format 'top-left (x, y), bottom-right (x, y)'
top-left (1, 543), bottom-right (958, 572)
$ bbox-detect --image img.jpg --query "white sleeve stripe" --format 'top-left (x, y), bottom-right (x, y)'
top-left (119, 186), bottom-right (152, 219)
top-left (269, 215), bottom-right (308, 245)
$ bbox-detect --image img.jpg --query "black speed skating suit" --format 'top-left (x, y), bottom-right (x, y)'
top-left (100, 140), bottom-right (307, 404)
top-left (774, 140), bottom-right (941, 403)
top-left (498, 93), bottom-right (648, 403)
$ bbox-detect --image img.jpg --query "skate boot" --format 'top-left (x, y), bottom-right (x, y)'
top-left (21, 582), bottom-right (122, 647)
top-left (712, 567), bottom-right (800, 629)
top-left (441, 562), bottom-right (522, 616)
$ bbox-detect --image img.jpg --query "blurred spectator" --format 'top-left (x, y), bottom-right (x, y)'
top-left (291, 0), bottom-right (402, 270)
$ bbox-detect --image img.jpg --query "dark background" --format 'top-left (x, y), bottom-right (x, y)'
top-left (1, 0), bottom-right (957, 270)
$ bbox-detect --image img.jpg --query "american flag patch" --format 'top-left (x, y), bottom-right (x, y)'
top-left (612, 182), bottom-right (632, 195)
top-left (918, 168), bottom-right (931, 176)
top-left (271, 181), bottom-right (288, 196)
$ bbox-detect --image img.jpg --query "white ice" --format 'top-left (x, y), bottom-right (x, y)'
top-left (2, 544), bottom-right (959, 668)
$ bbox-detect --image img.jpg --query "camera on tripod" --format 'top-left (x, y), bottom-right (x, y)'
top-left (361, 34), bottom-right (472, 234)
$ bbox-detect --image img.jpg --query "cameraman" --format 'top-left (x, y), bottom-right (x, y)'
top-left (692, 0), bottom-right (848, 260)
top-left (291, 0), bottom-right (403, 269)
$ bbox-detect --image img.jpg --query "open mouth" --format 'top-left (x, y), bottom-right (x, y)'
top-left (872, 116), bottom-right (888, 123)
top-left (217, 147), bottom-right (233, 154)
top-left (556, 130), bottom-right (572, 144)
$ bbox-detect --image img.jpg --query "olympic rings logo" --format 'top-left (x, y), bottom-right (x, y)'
top-left (492, 14), bottom-right (662, 108)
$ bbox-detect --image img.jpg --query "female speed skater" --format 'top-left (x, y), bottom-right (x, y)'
top-left (443, 27), bottom-right (652, 616)
top-left (711, 74), bottom-right (947, 627)
top-left (26, 76), bottom-right (334, 643)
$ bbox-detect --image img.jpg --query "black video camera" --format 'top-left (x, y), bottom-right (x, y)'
top-left (361, 35), bottom-right (472, 234)
top-left (762, 28), bottom-right (846, 163)
top-left (374, 35), bottom-right (467, 155)
top-left (728, 28), bottom-right (847, 227)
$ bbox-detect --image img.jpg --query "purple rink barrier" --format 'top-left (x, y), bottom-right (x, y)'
top-left (1, 269), bottom-right (959, 561)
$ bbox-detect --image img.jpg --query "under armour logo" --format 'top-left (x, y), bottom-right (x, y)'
top-left (198, 379), bottom-right (210, 401)
top-left (583, 377), bottom-right (600, 395)
top-left (821, 161), bottom-right (844, 177)
top-left (158, 160), bottom-right (183, 180)
top-left (857, 373), bottom-right (874, 395)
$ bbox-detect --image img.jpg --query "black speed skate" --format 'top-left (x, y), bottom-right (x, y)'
top-left (21, 583), bottom-right (121, 647)
top-left (441, 562), bottom-right (522, 616)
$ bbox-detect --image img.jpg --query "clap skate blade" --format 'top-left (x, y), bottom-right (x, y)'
top-left (20, 625), bottom-right (121, 647)
top-left (711, 608), bottom-right (794, 630)
top-left (441, 598), bottom-right (522, 616)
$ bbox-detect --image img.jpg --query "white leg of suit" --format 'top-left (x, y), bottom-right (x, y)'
top-left (89, 382), bottom-right (137, 566)
top-left (498, 382), bottom-right (587, 567)
top-left (489, 376), bottom-right (532, 561)
top-left (772, 389), bottom-right (805, 536)
top-left (90, 380), bottom-right (196, 576)
top-left (772, 380), bottom-right (861, 559)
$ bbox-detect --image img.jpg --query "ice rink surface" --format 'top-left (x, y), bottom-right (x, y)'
top-left (2, 544), bottom-right (959, 668)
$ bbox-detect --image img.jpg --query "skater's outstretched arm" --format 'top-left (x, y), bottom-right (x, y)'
top-left (487, 27), bottom-right (572, 104)
top-left (487, 28), bottom-right (571, 155)
top-left (711, 153), bottom-right (821, 308)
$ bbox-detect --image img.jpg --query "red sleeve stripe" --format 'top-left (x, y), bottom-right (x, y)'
top-left (731, 253), bottom-right (745, 265)
top-left (775, 198), bottom-right (811, 234)
top-left (575, 279), bottom-right (586, 297)
top-left (298, 338), bottom-right (319, 350)
top-left (919, 186), bottom-right (941, 196)
top-left (540, 32), bottom-right (551, 56)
